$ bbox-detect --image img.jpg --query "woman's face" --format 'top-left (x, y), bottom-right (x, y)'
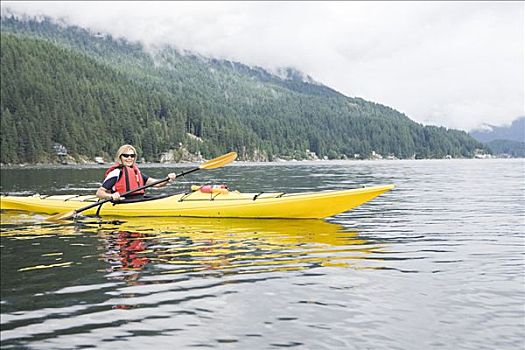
top-left (120, 149), bottom-right (136, 166)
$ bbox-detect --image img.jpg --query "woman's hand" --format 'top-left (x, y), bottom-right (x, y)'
top-left (96, 187), bottom-right (120, 201)
top-left (110, 192), bottom-right (121, 201)
top-left (167, 173), bottom-right (177, 183)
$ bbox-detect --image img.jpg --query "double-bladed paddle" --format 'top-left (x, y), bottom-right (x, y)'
top-left (47, 151), bottom-right (237, 222)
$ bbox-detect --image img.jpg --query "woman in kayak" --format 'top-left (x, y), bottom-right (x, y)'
top-left (96, 144), bottom-right (176, 201)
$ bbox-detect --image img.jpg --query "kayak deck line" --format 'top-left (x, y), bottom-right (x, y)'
top-left (34, 194), bottom-right (100, 202)
top-left (0, 185), bottom-right (395, 219)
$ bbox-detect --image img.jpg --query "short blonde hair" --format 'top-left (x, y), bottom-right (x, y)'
top-left (115, 144), bottom-right (138, 164)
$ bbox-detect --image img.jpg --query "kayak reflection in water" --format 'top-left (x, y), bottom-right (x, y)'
top-left (95, 144), bottom-right (177, 202)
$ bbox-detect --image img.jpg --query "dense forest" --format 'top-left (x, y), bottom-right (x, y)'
top-left (0, 16), bottom-right (487, 164)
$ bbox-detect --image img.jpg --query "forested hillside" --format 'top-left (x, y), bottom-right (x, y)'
top-left (0, 16), bottom-right (487, 164)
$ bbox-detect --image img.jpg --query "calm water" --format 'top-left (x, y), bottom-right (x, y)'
top-left (1, 159), bottom-right (524, 349)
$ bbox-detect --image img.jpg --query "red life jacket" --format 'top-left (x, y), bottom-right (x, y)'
top-left (104, 163), bottom-right (145, 195)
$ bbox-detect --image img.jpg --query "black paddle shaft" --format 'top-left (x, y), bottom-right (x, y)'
top-left (73, 167), bottom-right (199, 215)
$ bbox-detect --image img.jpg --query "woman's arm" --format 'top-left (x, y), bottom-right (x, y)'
top-left (145, 172), bottom-right (177, 188)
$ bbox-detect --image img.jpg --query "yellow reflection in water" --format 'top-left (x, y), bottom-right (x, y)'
top-left (95, 217), bottom-right (382, 276)
top-left (1, 211), bottom-right (81, 238)
top-left (1, 213), bottom-right (385, 276)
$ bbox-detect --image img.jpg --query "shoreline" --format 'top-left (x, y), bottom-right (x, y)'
top-left (1, 157), bottom-right (522, 170)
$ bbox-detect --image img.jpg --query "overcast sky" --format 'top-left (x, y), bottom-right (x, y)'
top-left (3, 1), bottom-right (524, 131)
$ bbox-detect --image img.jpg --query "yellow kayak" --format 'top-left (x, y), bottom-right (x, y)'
top-left (0, 185), bottom-right (394, 219)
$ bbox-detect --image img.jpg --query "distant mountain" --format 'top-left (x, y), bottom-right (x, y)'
top-left (485, 139), bottom-right (525, 158)
top-left (0, 14), bottom-right (487, 164)
top-left (469, 117), bottom-right (525, 158)
top-left (470, 117), bottom-right (525, 143)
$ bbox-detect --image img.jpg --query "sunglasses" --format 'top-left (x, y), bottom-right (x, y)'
top-left (121, 153), bottom-right (136, 159)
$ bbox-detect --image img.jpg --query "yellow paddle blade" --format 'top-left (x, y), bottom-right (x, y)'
top-left (46, 210), bottom-right (76, 222)
top-left (199, 152), bottom-right (237, 169)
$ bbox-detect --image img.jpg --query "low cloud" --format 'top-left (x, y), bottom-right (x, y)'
top-left (3, 1), bottom-right (523, 131)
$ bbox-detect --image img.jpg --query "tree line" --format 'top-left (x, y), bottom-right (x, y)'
top-left (0, 16), bottom-right (487, 164)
